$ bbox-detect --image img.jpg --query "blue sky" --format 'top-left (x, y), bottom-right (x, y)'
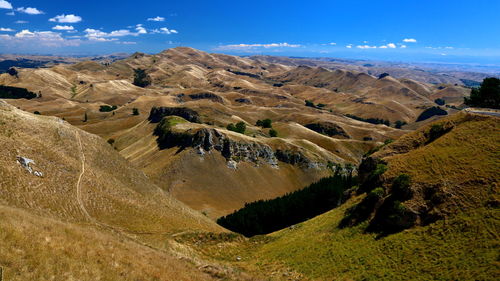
top-left (0, 0), bottom-right (499, 65)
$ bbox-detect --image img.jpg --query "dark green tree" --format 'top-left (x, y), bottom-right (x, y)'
top-left (133, 68), bottom-right (152, 88)
top-left (464, 77), bottom-right (500, 109)
top-left (269, 129), bottom-right (278, 137)
top-left (132, 108), bottom-right (140, 115)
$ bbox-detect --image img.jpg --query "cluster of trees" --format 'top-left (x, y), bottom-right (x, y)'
top-left (0, 85), bottom-right (37, 99)
top-left (217, 172), bottom-right (356, 237)
top-left (255, 118), bottom-right (278, 137)
top-left (346, 114), bottom-right (391, 126)
top-left (227, 121), bottom-right (246, 134)
top-left (464, 77), bottom-right (500, 109)
top-left (133, 68), bottom-right (152, 88)
top-left (416, 107), bottom-right (447, 122)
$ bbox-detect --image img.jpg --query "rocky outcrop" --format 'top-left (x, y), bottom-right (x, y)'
top-left (153, 122), bottom-right (325, 169)
top-left (148, 107), bottom-right (201, 123)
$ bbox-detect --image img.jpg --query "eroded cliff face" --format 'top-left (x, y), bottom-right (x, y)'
top-left (152, 115), bottom-right (322, 169)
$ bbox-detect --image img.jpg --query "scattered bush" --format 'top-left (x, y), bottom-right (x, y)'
top-left (378, 73), bottom-right (390, 79)
top-left (107, 138), bottom-right (115, 145)
top-left (434, 98), bottom-right (446, 106)
top-left (425, 123), bottom-right (452, 144)
top-left (256, 119), bottom-right (272, 128)
top-left (464, 77), bottom-right (500, 109)
top-left (394, 120), bottom-right (407, 129)
top-left (305, 100), bottom-right (315, 107)
top-left (269, 129), bottom-right (278, 137)
top-left (33, 111), bottom-right (41, 115)
top-left (132, 108), bottom-right (139, 115)
top-left (133, 68), bottom-right (152, 88)
top-left (227, 122), bottom-right (246, 134)
top-left (7, 67), bottom-right (18, 77)
top-left (99, 105), bottom-right (118, 112)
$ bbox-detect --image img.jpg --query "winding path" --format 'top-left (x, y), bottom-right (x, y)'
top-left (75, 130), bottom-right (94, 222)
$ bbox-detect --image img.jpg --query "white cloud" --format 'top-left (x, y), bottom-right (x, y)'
top-left (356, 45), bottom-right (377, 49)
top-left (0, 29), bottom-right (81, 47)
top-left (0, 27), bottom-right (14, 32)
top-left (136, 25), bottom-right (147, 34)
top-left (84, 27), bottom-right (150, 41)
top-left (0, 0), bottom-right (12, 9)
top-left (5, 11), bottom-right (14, 15)
top-left (403, 38), bottom-right (417, 43)
top-left (387, 43), bottom-right (396, 48)
top-left (152, 27), bottom-right (178, 34)
top-left (52, 25), bottom-right (74, 31)
top-left (15, 20), bottom-right (28, 24)
top-left (445, 46), bottom-right (454, 49)
top-left (121, 41), bottom-right (137, 45)
top-left (400, 44), bottom-right (407, 48)
top-left (147, 16), bottom-right (165, 22)
top-left (16, 7), bottom-right (44, 15)
top-left (49, 14), bottom-right (82, 23)
top-left (216, 42), bottom-right (300, 51)
top-left (328, 42), bottom-right (336, 45)
top-left (346, 44), bottom-right (353, 49)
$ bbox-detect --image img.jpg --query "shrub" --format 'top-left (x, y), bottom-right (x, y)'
top-left (391, 174), bottom-right (412, 200)
top-left (133, 68), bottom-right (152, 88)
top-left (434, 98), bottom-right (446, 106)
top-left (305, 100), bottom-right (315, 107)
top-left (394, 120), bottom-right (407, 129)
top-left (378, 73), bottom-right (390, 79)
top-left (107, 138), bottom-right (115, 145)
top-left (83, 112), bottom-right (88, 122)
top-left (235, 122), bottom-right (246, 134)
top-left (464, 77), bottom-right (500, 109)
top-left (33, 111), bottom-right (41, 115)
top-left (269, 129), bottom-right (278, 137)
top-left (99, 105), bottom-right (117, 112)
top-left (7, 67), bottom-right (18, 77)
top-left (256, 119), bottom-right (272, 128)
top-left (132, 108), bottom-right (139, 115)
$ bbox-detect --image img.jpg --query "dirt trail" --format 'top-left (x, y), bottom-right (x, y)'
top-left (75, 130), bottom-right (94, 222)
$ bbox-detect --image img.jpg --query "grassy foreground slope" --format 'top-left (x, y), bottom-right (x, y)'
top-left (185, 112), bottom-right (499, 280)
top-left (250, 112), bottom-right (499, 280)
top-left (0, 101), bottom-right (261, 280)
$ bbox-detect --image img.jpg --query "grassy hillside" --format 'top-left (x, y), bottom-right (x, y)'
top-left (179, 112), bottom-right (499, 280)
top-left (0, 101), bottom-right (263, 280)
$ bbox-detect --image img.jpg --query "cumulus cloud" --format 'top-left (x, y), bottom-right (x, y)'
top-left (49, 14), bottom-right (82, 23)
top-left (403, 38), bottom-right (417, 43)
top-left (400, 44), bottom-right (407, 48)
top-left (379, 43), bottom-right (397, 49)
top-left (216, 42), bottom-right (301, 51)
top-left (152, 27), bottom-right (178, 34)
top-left (147, 16), bottom-right (165, 22)
top-left (0, 0), bottom-right (12, 9)
top-left (356, 45), bottom-right (377, 49)
top-left (346, 44), bottom-right (353, 48)
top-left (135, 24), bottom-right (147, 34)
top-left (0, 27), bottom-right (14, 32)
top-left (16, 7), bottom-right (44, 15)
top-left (15, 20), bottom-right (28, 24)
top-left (120, 41), bottom-right (137, 45)
top-left (0, 29), bottom-right (81, 47)
top-left (52, 25), bottom-right (74, 31)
